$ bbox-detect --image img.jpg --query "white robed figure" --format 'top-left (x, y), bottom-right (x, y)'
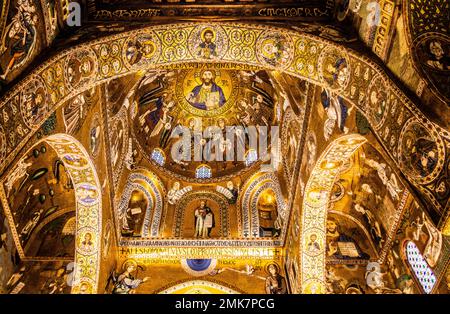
top-left (366, 159), bottom-right (402, 201)
top-left (194, 200), bottom-right (214, 238)
top-left (194, 211), bottom-right (204, 238)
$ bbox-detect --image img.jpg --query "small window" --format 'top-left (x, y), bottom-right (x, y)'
top-left (245, 149), bottom-right (258, 167)
top-left (196, 165), bottom-right (212, 179)
top-left (151, 148), bottom-right (165, 166)
top-left (405, 241), bottom-right (437, 294)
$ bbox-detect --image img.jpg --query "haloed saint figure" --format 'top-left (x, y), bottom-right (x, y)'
top-left (187, 70), bottom-right (226, 111)
top-left (197, 29), bottom-right (217, 59)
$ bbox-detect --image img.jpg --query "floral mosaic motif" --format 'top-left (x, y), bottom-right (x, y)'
top-left (96, 41), bottom-right (123, 78)
top-left (226, 27), bottom-right (259, 62)
top-left (41, 60), bottom-right (66, 105)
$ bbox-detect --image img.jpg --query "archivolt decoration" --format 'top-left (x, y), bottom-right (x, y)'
top-left (239, 172), bottom-right (287, 239)
top-left (116, 169), bottom-right (165, 238)
top-left (157, 279), bottom-right (242, 294)
top-left (0, 134), bottom-right (103, 294)
top-left (0, 22), bottom-right (446, 226)
top-left (65, 48), bottom-right (99, 91)
top-left (0, 22), bottom-right (448, 292)
top-left (301, 135), bottom-right (367, 293)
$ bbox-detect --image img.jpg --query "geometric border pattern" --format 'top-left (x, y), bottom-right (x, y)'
top-left (300, 134), bottom-right (367, 293)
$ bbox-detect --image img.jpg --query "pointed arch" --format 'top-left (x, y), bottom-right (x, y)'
top-left (300, 134), bottom-right (367, 293)
top-left (0, 22), bottom-right (447, 225)
top-left (116, 168), bottom-right (165, 238)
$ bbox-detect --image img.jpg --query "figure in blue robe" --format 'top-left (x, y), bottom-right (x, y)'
top-left (321, 89), bottom-right (348, 131)
top-left (197, 29), bottom-right (217, 59)
top-left (188, 75), bottom-right (226, 110)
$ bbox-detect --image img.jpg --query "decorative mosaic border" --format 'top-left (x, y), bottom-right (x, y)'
top-left (119, 238), bottom-right (283, 248)
top-left (0, 134), bottom-right (102, 294)
top-left (156, 279), bottom-right (243, 294)
top-left (116, 169), bottom-right (165, 238)
top-left (0, 23), bottom-right (447, 220)
top-left (240, 172), bottom-right (287, 239)
top-left (300, 135), bottom-right (367, 293)
top-left (0, 21), bottom-right (449, 292)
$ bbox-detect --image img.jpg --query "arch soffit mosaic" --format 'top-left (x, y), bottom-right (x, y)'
top-left (239, 172), bottom-right (287, 239)
top-left (0, 22), bottom-right (448, 230)
top-left (0, 134), bottom-right (102, 294)
top-left (115, 167), bottom-right (166, 240)
top-left (300, 134), bottom-right (368, 293)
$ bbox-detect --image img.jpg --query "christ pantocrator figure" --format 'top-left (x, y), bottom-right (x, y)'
top-left (187, 70), bottom-right (226, 111)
